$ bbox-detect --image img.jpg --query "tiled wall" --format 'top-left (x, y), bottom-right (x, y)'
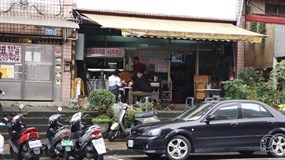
top-left (0, 0), bottom-right (76, 102)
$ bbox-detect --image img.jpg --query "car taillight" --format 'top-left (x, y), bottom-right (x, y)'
top-left (91, 130), bottom-right (102, 138)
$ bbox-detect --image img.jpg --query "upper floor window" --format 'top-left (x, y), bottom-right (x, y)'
top-left (265, 4), bottom-right (285, 16)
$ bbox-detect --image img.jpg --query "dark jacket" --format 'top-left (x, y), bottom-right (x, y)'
top-left (132, 75), bottom-right (152, 92)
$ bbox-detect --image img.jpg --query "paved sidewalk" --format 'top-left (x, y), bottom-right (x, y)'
top-left (2, 140), bottom-right (136, 158)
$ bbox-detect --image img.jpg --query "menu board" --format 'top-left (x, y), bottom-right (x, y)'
top-left (139, 50), bottom-right (168, 73)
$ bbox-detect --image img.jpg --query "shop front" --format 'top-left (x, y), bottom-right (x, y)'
top-left (75, 12), bottom-right (264, 103)
top-left (0, 44), bottom-right (62, 100)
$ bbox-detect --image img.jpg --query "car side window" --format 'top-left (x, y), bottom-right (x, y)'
top-left (241, 103), bottom-right (273, 118)
top-left (213, 105), bottom-right (238, 121)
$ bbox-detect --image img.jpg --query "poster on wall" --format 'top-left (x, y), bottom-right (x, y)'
top-left (0, 44), bottom-right (21, 63)
top-left (0, 65), bottom-right (15, 78)
top-left (139, 50), bottom-right (168, 73)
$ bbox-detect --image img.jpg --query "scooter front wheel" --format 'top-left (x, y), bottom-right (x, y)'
top-left (108, 130), bottom-right (119, 142)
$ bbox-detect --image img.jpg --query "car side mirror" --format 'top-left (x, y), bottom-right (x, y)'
top-left (206, 115), bottom-right (216, 121)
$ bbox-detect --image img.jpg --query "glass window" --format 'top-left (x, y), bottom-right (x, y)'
top-left (213, 105), bottom-right (238, 120)
top-left (241, 103), bottom-right (273, 118)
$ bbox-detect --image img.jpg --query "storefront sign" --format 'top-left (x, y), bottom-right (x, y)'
top-left (0, 44), bottom-right (21, 63)
top-left (86, 48), bottom-right (125, 57)
top-left (172, 49), bottom-right (193, 55)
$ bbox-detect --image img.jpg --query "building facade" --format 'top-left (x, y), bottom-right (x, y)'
top-left (245, 0), bottom-right (285, 69)
top-left (73, 0), bottom-right (263, 103)
top-left (0, 0), bottom-right (78, 102)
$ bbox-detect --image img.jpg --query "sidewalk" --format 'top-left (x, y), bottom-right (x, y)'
top-left (2, 140), bottom-right (136, 158)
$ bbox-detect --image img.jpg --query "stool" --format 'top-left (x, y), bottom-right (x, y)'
top-left (204, 97), bottom-right (212, 101)
top-left (135, 96), bottom-right (152, 111)
top-left (185, 97), bottom-right (194, 110)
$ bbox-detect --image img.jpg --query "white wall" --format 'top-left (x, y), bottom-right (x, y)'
top-left (75, 0), bottom-right (238, 21)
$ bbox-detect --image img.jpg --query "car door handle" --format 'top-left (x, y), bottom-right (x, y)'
top-left (231, 122), bottom-right (239, 127)
top-left (267, 121), bottom-right (275, 125)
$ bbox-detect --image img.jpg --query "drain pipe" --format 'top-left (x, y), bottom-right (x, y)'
top-left (237, 0), bottom-right (245, 27)
top-left (235, 0), bottom-right (245, 78)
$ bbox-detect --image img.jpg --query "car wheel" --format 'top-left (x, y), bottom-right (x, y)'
top-left (145, 153), bottom-right (162, 158)
top-left (166, 135), bottom-right (191, 160)
top-left (268, 133), bottom-right (285, 157)
top-left (238, 151), bottom-right (254, 156)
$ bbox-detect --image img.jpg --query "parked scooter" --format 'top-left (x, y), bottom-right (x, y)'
top-left (8, 104), bottom-right (43, 160)
top-left (45, 107), bottom-right (74, 160)
top-left (70, 112), bottom-right (106, 160)
top-left (108, 101), bottom-right (160, 141)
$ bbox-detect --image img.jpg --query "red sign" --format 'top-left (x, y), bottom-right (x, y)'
top-left (86, 48), bottom-right (125, 57)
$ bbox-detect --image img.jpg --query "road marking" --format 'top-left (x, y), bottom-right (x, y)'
top-left (107, 155), bottom-right (124, 160)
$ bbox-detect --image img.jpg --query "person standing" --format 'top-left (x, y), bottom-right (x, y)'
top-left (128, 69), bottom-right (152, 104)
top-left (132, 57), bottom-right (146, 74)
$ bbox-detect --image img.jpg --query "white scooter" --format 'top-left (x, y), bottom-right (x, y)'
top-left (108, 102), bottom-right (160, 141)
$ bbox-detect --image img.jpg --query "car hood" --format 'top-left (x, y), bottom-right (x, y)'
top-left (132, 119), bottom-right (189, 131)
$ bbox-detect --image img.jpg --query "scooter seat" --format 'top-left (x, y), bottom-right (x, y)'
top-left (134, 111), bottom-right (156, 118)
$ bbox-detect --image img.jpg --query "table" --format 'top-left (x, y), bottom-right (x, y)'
top-left (196, 89), bottom-right (222, 97)
top-left (120, 86), bottom-right (132, 103)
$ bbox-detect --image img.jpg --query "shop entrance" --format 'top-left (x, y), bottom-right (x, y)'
top-left (0, 44), bottom-right (56, 101)
top-left (22, 45), bottom-right (54, 100)
top-left (171, 54), bottom-right (195, 103)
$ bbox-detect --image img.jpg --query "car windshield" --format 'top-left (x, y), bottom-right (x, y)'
top-left (175, 102), bottom-right (216, 121)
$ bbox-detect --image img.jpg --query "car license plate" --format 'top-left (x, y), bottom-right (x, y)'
top-left (28, 140), bottom-right (42, 148)
top-left (61, 140), bottom-right (73, 147)
top-left (92, 138), bottom-right (106, 155)
top-left (128, 140), bottom-right (134, 148)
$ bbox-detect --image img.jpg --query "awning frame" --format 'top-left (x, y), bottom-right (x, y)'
top-left (82, 13), bottom-right (265, 43)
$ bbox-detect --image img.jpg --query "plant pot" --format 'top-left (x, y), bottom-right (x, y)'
top-left (272, 105), bottom-right (279, 110)
top-left (93, 122), bottom-right (111, 133)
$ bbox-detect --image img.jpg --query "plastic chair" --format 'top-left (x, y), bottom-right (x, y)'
top-left (185, 97), bottom-right (194, 110)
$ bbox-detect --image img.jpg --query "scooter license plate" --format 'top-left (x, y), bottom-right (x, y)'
top-left (92, 138), bottom-right (106, 155)
top-left (28, 140), bottom-right (42, 148)
top-left (61, 140), bottom-right (73, 147)
top-left (65, 146), bottom-right (71, 151)
top-left (127, 140), bottom-right (134, 148)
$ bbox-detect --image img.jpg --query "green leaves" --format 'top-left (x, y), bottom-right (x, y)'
top-left (223, 61), bottom-right (285, 106)
top-left (87, 89), bottom-right (116, 120)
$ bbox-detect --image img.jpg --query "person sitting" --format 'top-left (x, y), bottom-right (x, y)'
top-left (128, 70), bottom-right (152, 104)
top-left (108, 69), bottom-right (124, 101)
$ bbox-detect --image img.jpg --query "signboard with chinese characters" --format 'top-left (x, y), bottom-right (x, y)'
top-left (0, 44), bottom-right (21, 63)
top-left (86, 48), bottom-right (125, 57)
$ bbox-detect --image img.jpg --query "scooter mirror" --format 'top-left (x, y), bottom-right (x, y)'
top-left (57, 107), bottom-right (63, 112)
top-left (19, 104), bottom-right (24, 110)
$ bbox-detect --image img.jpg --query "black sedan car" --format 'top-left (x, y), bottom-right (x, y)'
top-left (127, 100), bottom-right (285, 160)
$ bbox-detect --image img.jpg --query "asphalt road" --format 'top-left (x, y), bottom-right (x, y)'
top-left (2, 152), bottom-right (284, 160)
top-left (105, 152), bottom-right (284, 160)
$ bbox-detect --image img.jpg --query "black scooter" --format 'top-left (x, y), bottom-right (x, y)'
top-left (70, 112), bottom-right (106, 160)
top-left (45, 107), bottom-right (74, 160)
top-left (8, 104), bottom-right (43, 160)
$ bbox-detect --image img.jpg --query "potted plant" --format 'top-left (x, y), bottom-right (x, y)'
top-left (125, 108), bottom-right (143, 128)
top-left (87, 89), bottom-right (116, 132)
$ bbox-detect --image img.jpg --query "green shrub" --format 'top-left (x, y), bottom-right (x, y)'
top-left (92, 114), bottom-right (113, 123)
top-left (87, 89), bottom-right (116, 120)
top-left (127, 108), bottom-right (143, 122)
